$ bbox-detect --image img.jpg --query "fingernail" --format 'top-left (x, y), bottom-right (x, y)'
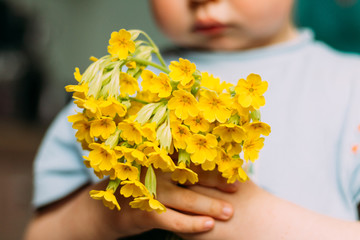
top-left (203, 219), bottom-right (214, 230)
top-left (222, 205), bottom-right (233, 218)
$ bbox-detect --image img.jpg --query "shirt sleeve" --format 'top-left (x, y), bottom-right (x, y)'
top-left (348, 82), bottom-right (360, 205)
top-left (32, 102), bottom-right (92, 208)
top-left (342, 66), bottom-right (360, 207)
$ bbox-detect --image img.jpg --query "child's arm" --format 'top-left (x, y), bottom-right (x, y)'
top-left (179, 180), bottom-right (360, 240)
top-left (24, 171), bottom-right (236, 240)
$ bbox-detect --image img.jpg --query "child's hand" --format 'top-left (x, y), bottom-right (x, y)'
top-left (99, 170), bottom-right (237, 238)
top-left (177, 180), bottom-right (263, 240)
top-left (177, 180), bottom-right (360, 240)
top-left (25, 170), bottom-right (237, 240)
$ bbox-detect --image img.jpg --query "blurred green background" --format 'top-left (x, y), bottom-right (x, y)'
top-left (0, 0), bottom-right (359, 239)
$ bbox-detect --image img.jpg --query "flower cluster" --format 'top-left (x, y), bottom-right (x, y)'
top-left (66, 29), bottom-right (270, 212)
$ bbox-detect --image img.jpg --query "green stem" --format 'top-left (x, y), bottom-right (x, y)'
top-left (140, 31), bottom-right (167, 68)
top-left (130, 57), bottom-right (170, 74)
top-left (130, 57), bottom-right (169, 74)
top-left (153, 50), bottom-right (167, 70)
top-left (128, 97), bottom-right (149, 105)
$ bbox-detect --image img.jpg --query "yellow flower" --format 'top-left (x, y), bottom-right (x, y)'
top-left (99, 97), bottom-right (127, 118)
top-left (140, 70), bottom-right (157, 91)
top-left (235, 73), bottom-right (268, 109)
top-left (148, 149), bottom-right (176, 172)
top-left (89, 56), bottom-right (98, 62)
top-left (126, 61), bottom-right (136, 69)
top-left (80, 139), bottom-right (92, 151)
top-left (108, 29), bottom-right (135, 59)
top-left (127, 101), bottom-right (144, 116)
top-left (201, 160), bottom-right (216, 171)
top-left (74, 67), bottom-right (82, 82)
top-left (215, 148), bottom-right (233, 173)
top-left (221, 160), bottom-right (248, 184)
top-left (141, 122), bottom-right (157, 142)
top-left (169, 58), bottom-right (196, 86)
top-left (168, 90), bottom-right (199, 120)
top-left (184, 113), bottom-right (210, 133)
top-left (169, 110), bottom-right (183, 126)
top-left (130, 195), bottom-right (166, 213)
top-left (171, 162), bottom-right (198, 184)
top-left (141, 70), bottom-right (172, 98)
top-left (86, 143), bottom-right (117, 171)
top-left (244, 122), bottom-right (271, 137)
top-left (186, 134), bottom-right (218, 164)
top-left (137, 89), bottom-right (161, 103)
top-left (198, 91), bottom-right (231, 123)
top-left (212, 124), bottom-right (246, 143)
top-left (84, 160), bottom-right (109, 179)
top-left (153, 73), bottom-right (172, 98)
top-left (90, 117), bottom-right (117, 139)
top-left (117, 146), bottom-right (148, 166)
top-left (171, 124), bottom-right (191, 149)
top-left (118, 120), bottom-right (143, 144)
top-left (201, 72), bottom-right (233, 94)
top-left (120, 72), bottom-right (139, 97)
top-left (120, 180), bottom-right (149, 198)
top-left (177, 77), bottom-right (195, 90)
top-left (230, 105), bottom-right (250, 127)
top-left (67, 111), bottom-right (86, 123)
top-left (65, 83), bottom-right (88, 100)
top-left (243, 132), bottom-right (264, 162)
top-left (73, 96), bottom-right (102, 119)
top-left (68, 113), bottom-right (93, 144)
top-left (112, 145), bottom-right (124, 159)
top-left (89, 189), bottom-right (120, 210)
top-left (87, 161), bottom-right (115, 179)
top-left (221, 140), bottom-right (243, 156)
top-left (113, 162), bottom-right (139, 181)
top-left (137, 141), bottom-right (160, 155)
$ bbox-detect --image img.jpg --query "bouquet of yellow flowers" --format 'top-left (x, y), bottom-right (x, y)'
top-left (65, 29), bottom-right (270, 212)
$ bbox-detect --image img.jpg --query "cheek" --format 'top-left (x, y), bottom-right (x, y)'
top-left (232, 0), bottom-right (293, 31)
top-left (150, 0), bottom-right (191, 40)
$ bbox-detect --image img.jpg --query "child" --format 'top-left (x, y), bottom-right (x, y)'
top-left (26, 0), bottom-right (360, 239)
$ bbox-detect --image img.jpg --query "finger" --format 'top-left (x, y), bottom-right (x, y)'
top-left (198, 171), bottom-right (239, 193)
top-left (184, 165), bottom-right (240, 193)
top-left (186, 184), bottom-right (228, 200)
top-left (150, 207), bottom-right (215, 234)
top-left (157, 183), bottom-right (234, 220)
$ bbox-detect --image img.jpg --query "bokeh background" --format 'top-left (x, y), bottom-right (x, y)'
top-left (1, 0), bottom-right (360, 239)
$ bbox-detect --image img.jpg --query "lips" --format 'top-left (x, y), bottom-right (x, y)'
top-left (193, 20), bottom-right (228, 35)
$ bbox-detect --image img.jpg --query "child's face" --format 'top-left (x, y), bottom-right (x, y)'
top-left (150, 0), bottom-right (295, 51)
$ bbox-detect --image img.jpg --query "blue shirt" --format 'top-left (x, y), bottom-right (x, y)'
top-left (33, 29), bottom-right (360, 221)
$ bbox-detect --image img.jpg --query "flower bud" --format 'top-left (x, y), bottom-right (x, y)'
top-left (151, 104), bottom-right (168, 126)
top-left (156, 118), bottom-right (172, 152)
top-left (250, 110), bottom-right (261, 122)
top-left (178, 149), bottom-right (190, 165)
top-left (145, 165), bottom-right (157, 197)
top-left (135, 102), bottom-right (161, 125)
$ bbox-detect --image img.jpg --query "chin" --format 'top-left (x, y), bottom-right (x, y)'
top-left (199, 39), bottom-right (251, 51)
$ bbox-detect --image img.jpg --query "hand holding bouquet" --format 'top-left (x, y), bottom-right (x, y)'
top-left (65, 29), bottom-right (270, 212)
